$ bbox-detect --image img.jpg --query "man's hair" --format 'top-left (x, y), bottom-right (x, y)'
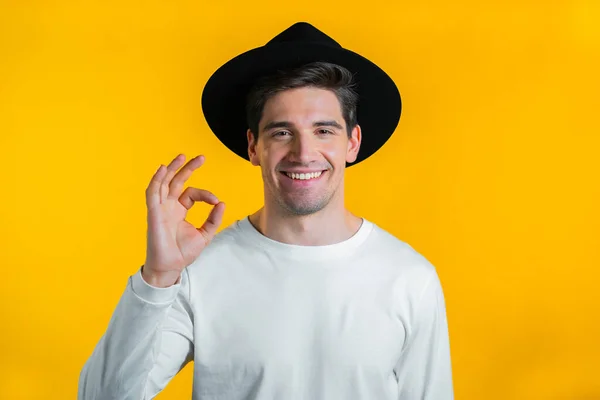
top-left (245, 61), bottom-right (358, 138)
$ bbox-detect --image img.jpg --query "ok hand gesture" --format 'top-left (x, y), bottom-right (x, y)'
top-left (142, 154), bottom-right (225, 288)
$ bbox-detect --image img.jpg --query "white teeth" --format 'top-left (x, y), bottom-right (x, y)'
top-left (285, 171), bottom-right (323, 180)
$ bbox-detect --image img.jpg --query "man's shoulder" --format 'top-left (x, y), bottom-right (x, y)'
top-left (185, 219), bottom-right (247, 270)
top-left (203, 218), bottom-right (248, 253)
top-left (365, 221), bottom-right (445, 308)
top-left (365, 219), bottom-right (437, 278)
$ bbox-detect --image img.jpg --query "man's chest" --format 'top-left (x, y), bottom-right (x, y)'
top-left (191, 266), bottom-right (406, 377)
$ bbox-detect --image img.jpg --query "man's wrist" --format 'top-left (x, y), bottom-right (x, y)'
top-left (141, 266), bottom-right (181, 288)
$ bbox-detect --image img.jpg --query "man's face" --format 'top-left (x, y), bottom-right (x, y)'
top-left (247, 87), bottom-right (361, 215)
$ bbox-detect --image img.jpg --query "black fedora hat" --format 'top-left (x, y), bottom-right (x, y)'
top-left (201, 22), bottom-right (401, 167)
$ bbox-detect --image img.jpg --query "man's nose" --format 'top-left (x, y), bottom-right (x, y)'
top-left (290, 134), bottom-right (317, 162)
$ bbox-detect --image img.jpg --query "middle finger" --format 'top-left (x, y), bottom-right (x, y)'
top-left (167, 155), bottom-right (205, 199)
top-left (160, 154), bottom-right (186, 201)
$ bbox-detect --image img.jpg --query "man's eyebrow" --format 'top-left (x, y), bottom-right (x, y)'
top-left (261, 120), bottom-right (344, 131)
top-left (313, 120), bottom-right (343, 130)
top-left (262, 121), bottom-right (293, 131)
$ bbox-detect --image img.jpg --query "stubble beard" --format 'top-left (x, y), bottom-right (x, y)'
top-left (265, 173), bottom-right (337, 216)
top-left (277, 188), bottom-right (333, 216)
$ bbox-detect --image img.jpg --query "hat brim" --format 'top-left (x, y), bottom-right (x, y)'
top-left (201, 42), bottom-right (401, 167)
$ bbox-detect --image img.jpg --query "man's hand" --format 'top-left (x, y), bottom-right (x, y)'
top-left (142, 154), bottom-right (225, 288)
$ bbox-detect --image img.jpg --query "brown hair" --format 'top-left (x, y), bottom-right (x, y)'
top-left (245, 61), bottom-right (358, 138)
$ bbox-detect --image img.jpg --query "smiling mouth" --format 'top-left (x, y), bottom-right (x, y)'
top-left (280, 171), bottom-right (326, 180)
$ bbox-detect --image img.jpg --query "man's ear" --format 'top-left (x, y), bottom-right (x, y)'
top-left (247, 129), bottom-right (260, 166)
top-left (345, 124), bottom-right (362, 163)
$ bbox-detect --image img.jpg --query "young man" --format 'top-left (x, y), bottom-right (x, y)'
top-left (78, 22), bottom-right (454, 399)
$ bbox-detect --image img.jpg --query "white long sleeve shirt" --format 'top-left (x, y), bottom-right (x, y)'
top-left (78, 217), bottom-right (454, 399)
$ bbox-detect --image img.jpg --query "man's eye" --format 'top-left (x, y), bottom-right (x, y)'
top-left (318, 129), bottom-right (333, 134)
top-left (274, 131), bottom-right (290, 136)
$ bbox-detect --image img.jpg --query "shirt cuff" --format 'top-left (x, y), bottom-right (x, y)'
top-left (130, 266), bottom-right (182, 304)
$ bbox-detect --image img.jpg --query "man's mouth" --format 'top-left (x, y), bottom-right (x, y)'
top-left (280, 170), bottom-right (326, 181)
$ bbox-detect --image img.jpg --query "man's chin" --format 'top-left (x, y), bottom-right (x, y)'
top-left (279, 198), bottom-right (327, 216)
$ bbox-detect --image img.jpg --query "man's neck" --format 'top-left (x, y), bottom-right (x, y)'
top-left (248, 204), bottom-right (363, 246)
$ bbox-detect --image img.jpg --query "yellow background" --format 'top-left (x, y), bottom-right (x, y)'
top-left (1, 0), bottom-right (599, 399)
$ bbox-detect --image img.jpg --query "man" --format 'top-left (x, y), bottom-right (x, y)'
top-left (78, 22), bottom-right (454, 399)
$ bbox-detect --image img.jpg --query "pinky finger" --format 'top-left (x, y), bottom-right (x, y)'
top-left (146, 165), bottom-right (167, 207)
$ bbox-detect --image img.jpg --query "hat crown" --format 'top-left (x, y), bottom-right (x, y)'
top-left (266, 22), bottom-right (341, 48)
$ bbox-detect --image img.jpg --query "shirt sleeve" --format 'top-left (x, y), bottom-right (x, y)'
top-left (394, 270), bottom-right (454, 399)
top-left (78, 266), bottom-right (195, 400)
